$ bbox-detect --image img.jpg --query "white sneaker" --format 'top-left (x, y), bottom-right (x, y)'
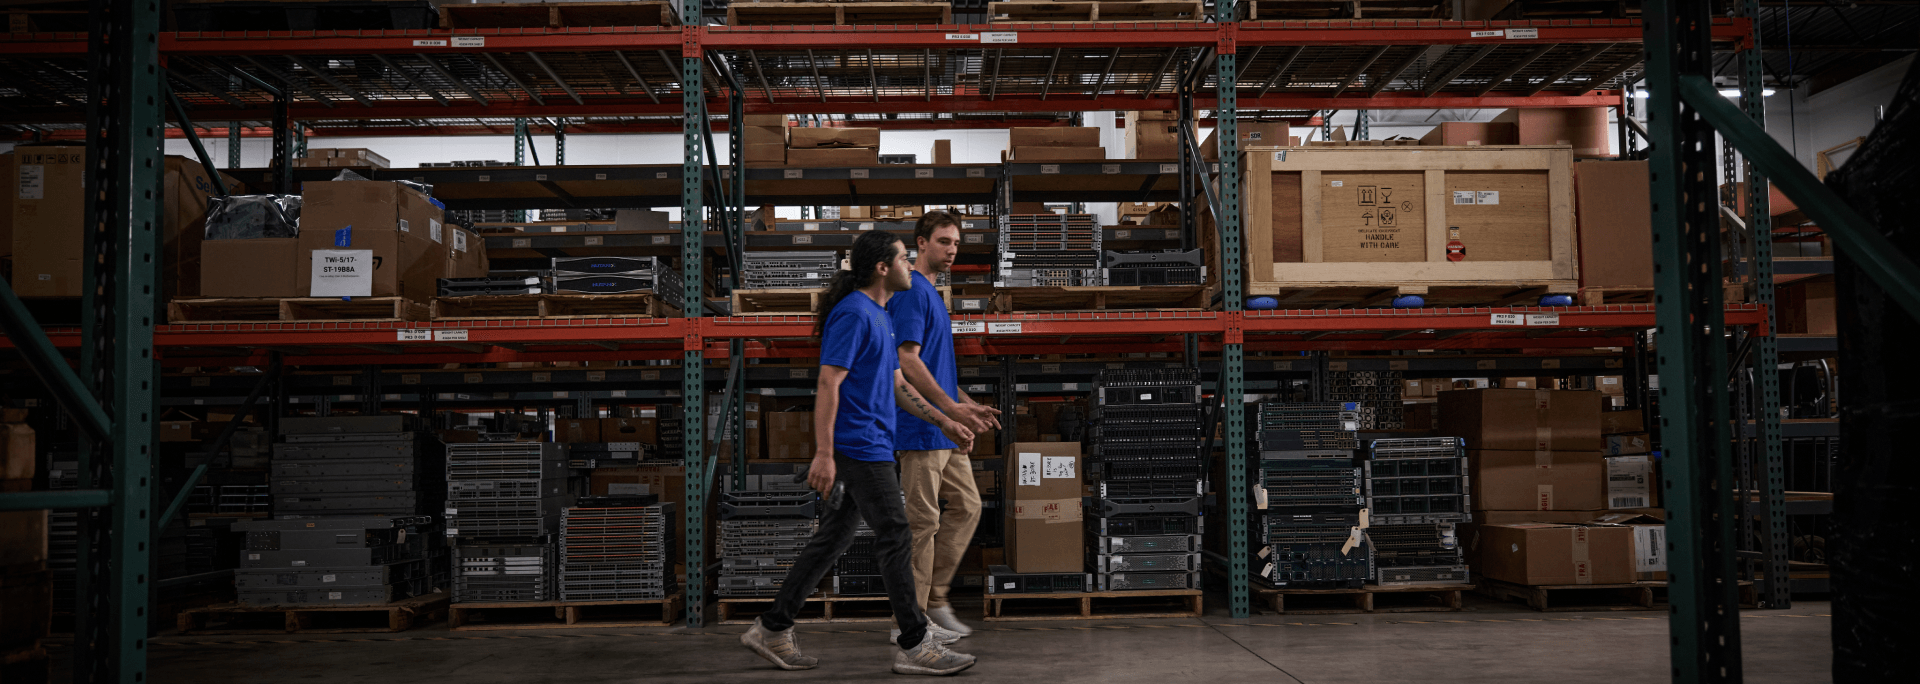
top-left (890, 623), bottom-right (962, 645)
top-left (741, 617), bottom-right (818, 671)
top-left (893, 637), bottom-right (977, 676)
top-left (925, 605), bottom-right (973, 637)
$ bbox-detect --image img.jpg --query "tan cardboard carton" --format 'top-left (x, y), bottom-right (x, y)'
top-left (1475, 523), bottom-right (1635, 585)
top-left (1470, 449), bottom-right (1607, 511)
top-left (1005, 442), bottom-right (1082, 573)
top-left (1439, 388), bottom-right (1602, 451)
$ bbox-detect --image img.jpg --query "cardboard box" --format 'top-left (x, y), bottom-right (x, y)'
top-left (1500, 377), bottom-right (1538, 389)
top-left (556, 419), bottom-right (601, 443)
top-left (1005, 442), bottom-right (1082, 573)
top-left (1574, 160), bottom-right (1655, 289)
top-left (164, 156), bottom-right (242, 299)
top-left (1492, 107), bottom-right (1611, 157)
top-left (932, 139), bottom-right (952, 165)
top-left (743, 142), bottom-right (787, 164)
top-left (200, 238), bottom-right (306, 298)
top-left (1439, 388), bottom-right (1602, 451)
top-left (159, 420), bottom-right (198, 443)
top-left (1475, 523), bottom-right (1636, 585)
top-left (1604, 455), bottom-right (1656, 508)
top-left (740, 114), bottom-right (787, 127)
top-left (1125, 112), bottom-right (1194, 159)
top-left (971, 428), bottom-right (998, 456)
top-left (1418, 121), bottom-right (1517, 146)
top-left (740, 125), bottom-right (788, 147)
top-left (331, 148), bottom-right (391, 168)
top-left (614, 210), bottom-right (670, 232)
top-left (1009, 127), bottom-right (1100, 148)
top-left (1009, 146), bottom-right (1106, 162)
top-left (1626, 523), bottom-right (1668, 581)
top-left (8, 145), bottom-right (87, 297)
top-left (445, 226), bottom-right (490, 279)
top-left (786, 147), bottom-right (878, 167)
top-left (1200, 121), bottom-right (1290, 160)
top-left (1470, 449), bottom-right (1607, 511)
top-left (296, 181), bottom-right (446, 301)
top-left (707, 397), bottom-right (761, 460)
top-left (1597, 375), bottom-right (1625, 395)
top-left (1405, 402), bottom-right (1439, 430)
top-left (0, 508), bottom-right (47, 570)
top-left (2, 421), bottom-right (31, 482)
top-left (1600, 409), bottom-right (1644, 435)
top-left (1475, 510), bottom-right (1605, 525)
top-left (764, 411), bottom-right (815, 460)
top-left (1602, 433), bottom-right (1652, 457)
top-left (600, 417), bottom-right (657, 444)
top-left (788, 127), bottom-right (880, 149)
top-left (1779, 279), bottom-right (1836, 335)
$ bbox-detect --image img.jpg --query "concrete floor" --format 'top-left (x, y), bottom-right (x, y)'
top-left (89, 597), bottom-right (1832, 684)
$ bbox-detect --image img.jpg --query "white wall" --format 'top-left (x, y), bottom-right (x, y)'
top-left (1766, 55), bottom-right (1911, 173)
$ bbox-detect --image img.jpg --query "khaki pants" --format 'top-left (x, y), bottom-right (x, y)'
top-left (898, 449), bottom-right (981, 610)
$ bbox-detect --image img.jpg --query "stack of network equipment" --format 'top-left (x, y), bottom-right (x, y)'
top-left (717, 484), bottom-right (819, 597)
top-left (1365, 437), bottom-right (1471, 585)
top-left (446, 443), bottom-right (575, 603)
top-left (998, 213), bottom-right (1102, 287)
top-left (559, 498), bottom-right (677, 601)
top-left (1102, 249), bottom-right (1205, 286)
top-left (45, 451), bottom-right (78, 612)
top-left (831, 517), bottom-right (883, 596)
top-left (233, 516), bottom-right (437, 606)
top-left (271, 416), bottom-right (441, 519)
top-left (438, 274), bottom-right (546, 297)
top-left (1250, 402), bottom-right (1371, 588)
top-left (658, 406), bottom-right (686, 462)
top-left (551, 256), bottom-right (660, 295)
top-left (740, 251), bottom-right (839, 290)
top-left (1328, 370), bottom-right (1405, 429)
top-left (986, 564), bottom-right (1093, 595)
top-left (1086, 368), bottom-right (1205, 592)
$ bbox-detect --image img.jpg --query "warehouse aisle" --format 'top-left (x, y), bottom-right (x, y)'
top-left (118, 601), bottom-right (1833, 684)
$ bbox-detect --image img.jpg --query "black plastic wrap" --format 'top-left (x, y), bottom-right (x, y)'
top-left (203, 194), bottom-right (301, 239)
top-left (1824, 57), bottom-right (1920, 683)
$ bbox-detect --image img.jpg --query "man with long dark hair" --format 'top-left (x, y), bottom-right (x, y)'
top-left (741, 230), bottom-right (981, 676)
top-left (890, 211), bottom-right (1000, 642)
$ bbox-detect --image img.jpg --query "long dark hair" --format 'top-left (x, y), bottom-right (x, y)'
top-left (815, 230), bottom-right (903, 338)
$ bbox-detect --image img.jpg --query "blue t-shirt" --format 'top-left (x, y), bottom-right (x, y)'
top-left (888, 271), bottom-right (959, 451)
top-left (819, 291), bottom-right (900, 461)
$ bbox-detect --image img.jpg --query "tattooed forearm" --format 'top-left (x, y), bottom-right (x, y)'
top-left (898, 382), bottom-right (939, 423)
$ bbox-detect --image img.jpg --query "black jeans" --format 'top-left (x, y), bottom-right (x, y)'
top-left (760, 452), bottom-right (928, 651)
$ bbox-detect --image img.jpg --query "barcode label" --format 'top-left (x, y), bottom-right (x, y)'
top-left (1611, 496), bottom-right (1647, 508)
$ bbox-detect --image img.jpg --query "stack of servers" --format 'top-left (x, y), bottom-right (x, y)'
top-left (439, 274), bottom-right (546, 297)
top-left (559, 498), bottom-right (677, 601)
top-left (446, 443), bottom-right (575, 603)
top-left (658, 405), bottom-right (686, 462)
top-left (233, 516), bottom-right (437, 606)
top-left (1102, 249), bottom-right (1205, 286)
top-left (551, 256), bottom-right (659, 295)
top-left (1327, 370), bottom-right (1405, 429)
top-left (716, 485), bottom-right (819, 597)
top-left (831, 517), bottom-right (883, 596)
top-left (740, 251), bottom-right (838, 290)
top-left (271, 416), bottom-right (441, 519)
top-left (1086, 368), bottom-right (1205, 592)
top-left (1365, 437), bottom-right (1471, 585)
top-left (998, 213), bottom-right (1101, 287)
top-left (1250, 402), bottom-right (1371, 588)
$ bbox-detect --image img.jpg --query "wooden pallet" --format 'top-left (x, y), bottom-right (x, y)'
top-left (447, 594), bottom-right (682, 630)
top-left (1475, 577), bottom-right (1657, 612)
top-left (728, 1), bottom-right (951, 26)
top-left (716, 594), bottom-right (891, 625)
top-left (992, 285), bottom-right (1208, 312)
top-left (730, 288), bottom-right (827, 315)
top-left (439, 1), bottom-right (679, 29)
top-left (168, 297), bottom-right (429, 323)
top-left (983, 589), bottom-right (1202, 621)
top-left (989, 1), bottom-right (1204, 22)
top-left (1577, 287), bottom-right (1654, 306)
top-left (175, 591), bottom-right (450, 634)
top-left (1247, 281), bottom-right (1578, 308)
top-left (430, 293), bottom-right (675, 320)
top-left (1249, 583), bottom-right (1469, 615)
top-left (0, 645), bottom-right (49, 684)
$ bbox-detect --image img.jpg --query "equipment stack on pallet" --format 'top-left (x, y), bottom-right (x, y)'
top-left (1328, 371), bottom-right (1405, 430)
top-left (1249, 402), bottom-right (1371, 588)
top-left (446, 443), bottom-right (575, 603)
top-left (717, 482), bottom-right (819, 597)
top-left (271, 416), bottom-right (442, 519)
top-left (997, 214), bottom-right (1103, 287)
top-left (741, 251), bottom-right (840, 290)
top-left (1086, 368), bottom-right (1206, 592)
top-left (1364, 437), bottom-right (1471, 586)
top-left (831, 518), bottom-right (883, 596)
top-left (559, 499), bottom-right (677, 601)
top-left (233, 516), bottom-right (439, 606)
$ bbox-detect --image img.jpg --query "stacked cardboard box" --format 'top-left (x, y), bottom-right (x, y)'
top-left (1199, 120), bottom-right (1298, 160)
top-left (1600, 409), bottom-right (1656, 509)
top-left (1008, 127), bottom-right (1104, 162)
top-left (293, 148), bottom-right (392, 169)
top-left (787, 126), bottom-right (880, 166)
top-left (1419, 108), bottom-right (1610, 157)
top-left (740, 114), bottom-right (789, 165)
top-left (201, 180), bottom-right (451, 301)
top-left (1122, 111), bottom-right (1189, 159)
top-left (1, 410), bottom-right (50, 662)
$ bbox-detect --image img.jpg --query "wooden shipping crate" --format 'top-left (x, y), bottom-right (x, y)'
top-left (1236, 145), bottom-right (1577, 296)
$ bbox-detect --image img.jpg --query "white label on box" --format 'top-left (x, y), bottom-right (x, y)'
top-left (988, 321), bottom-right (1022, 334)
top-left (946, 33), bottom-right (979, 40)
top-left (1608, 456), bottom-right (1653, 508)
top-left (1471, 30), bottom-right (1504, 38)
top-left (982, 32), bottom-right (1018, 44)
top-left (1476, 191), bottom-right (1500, 205)
top-left (1506, 28), bottom-right (1539, 40)
top-left (1453, 190), bottom-right (1477, 205)
top-left (397, 330), bottom-right (430, 341)
top-left (452, 228), bottom-right (468, 252)
top-left (1330, 180), bottom-right (1343, 187)
top-left (310, 250), bottom-right (374, 297)
top-left (1017, 453), bottom-right (1042, 486)
top-left (1527, 313), bottom-right (1560, 326)
top-left (1490, 313), bottom-right (1523, 326)
top-left (1633, 526), bottom-right (1666, 572)
top-left (452, 36), bottom-right (484, 47)
top-left (1043, 456), bottom-right (1075, 479)
top-left (435, 329), bottom-right (470, 341)
top-left (328, 592), bottom-right (343, 600)
top-left (398, 218), bottom-right (410, 234)
top-left (413, 39), bottom-right (448, 47)
top-left (292, 560), bottom-right (307, 567)
top-left (784, 169), bottom-right (803, 179)
top-left (1602, 377), bottom-right (1620, 385)
top-left (18, 165), bottom-right (43, 199)
top-left (430, 219), bottom-right (443, 243)
top-left (322, 574), bottom-right (336, 583)
top-left (952, 320), bottom-right (985, 334)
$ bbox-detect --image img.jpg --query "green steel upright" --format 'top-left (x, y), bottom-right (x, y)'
top-left (1215, 0), bottom-right (1250, 620)
top-left (1644, 1), bottom-right (1744, 680)
top-left (1736, 0), bottom-right (1790, 610)
top-left (680, 0), bottom-right (709, 627)
top-left (514, 118), bottom-right (529, 221)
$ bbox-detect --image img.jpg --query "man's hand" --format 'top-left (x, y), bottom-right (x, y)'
top-left (949, 403), bottom-right (1003, 432)
top-left (806, 453), bottom-right (836, 495)
top-left (939, 420), bottom-right (975, 454)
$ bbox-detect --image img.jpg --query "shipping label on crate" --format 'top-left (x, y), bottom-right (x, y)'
top-left (1322, 172), bottom-right (1426, 262)
top-left (309, 250), bottom-right (373, 297)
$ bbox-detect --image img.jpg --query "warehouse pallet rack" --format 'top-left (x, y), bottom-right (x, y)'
top-left (0, 3), bottom-right (1845, 682)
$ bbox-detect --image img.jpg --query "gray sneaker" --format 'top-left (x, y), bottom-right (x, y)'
top-left (890, 623), bottom-right (962, 645)
top-left (892, 637), bottom-right (977, 676)
top-left (741, 617), bottom-right (818, 670)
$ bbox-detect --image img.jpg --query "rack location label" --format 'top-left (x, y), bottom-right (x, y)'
top-left (988, 321), bottom-right (1023, 335)
top-left (453, 37), bottom-right (485, 47)
top-left (1526, 313), bottom-right (1561, 326)
top-left (397, 330), bottom-right (430, 341)
top-left (982, 32), bottom-right (1018, 43)
top-left (1506, 28), bottom-right (1539, 39)
top-left (952, 321), bottom-right (986, 334)
top-left (946, 33), bottom-right (979, 41)
top-left (1490, 313), bottom-right (1524, 325)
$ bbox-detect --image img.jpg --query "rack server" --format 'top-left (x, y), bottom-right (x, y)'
top-left (1087, 368), bottom-right (1207, 591)
top-left (832, 517), bottom-right (882, 596)
top-left (272, 416), bottom-right (442, 519)
top-left (233, 516), bottom-right (439, 606)
top-left (1328, 371), bottom-right (1405, 429)
top-left (1248, 402), bottom-right (1373, 588)
top-left (438, 275), bottom-right (545, 297)
top-left (1363, 437), bottom-right (1471, 586)
top-left (1103, 249), bottom-right (1205, 286)
top-left (559, 501), bottom-right (677, 601)
top-left (741, 251), bottom-right (838, 290)
top-left (986, 565), bottom-right (1093, 594)
top-left (717, 486), bottom-right (820, 597)
top-left (998, 213), bottom-right (1103, 287)
top-left (455, 545), bottom-right (553, 603)
top-left (446, 443), bottom-right (576, 604)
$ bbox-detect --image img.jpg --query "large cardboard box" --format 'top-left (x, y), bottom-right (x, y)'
top-left (1476, 523), bottom-right (1635, 585)
top-left (1779, 279), bottom-right (1836, 335)
top-left (296, 181), bottom-right (446, 300)
top-left (1600, 409), bottom-right (1644, 435)
top-left (1573, 160), bottom-right (1654, 289)
top-left (1125, 112), bottom-right (1194, 159)
top-left (201, 238), bottom-right (306, 298)
top-left (1005, 442), bottom-right (1082, 573)
top-left (1597, 375), bottom-right (1625, 396)
top-left (331, 148), bottom-right (391, 168)
top-left (1499, 377), bottom-right (1538, 389)
top-left (764, 411), bottom-right (815, 460)
top-left (556, 419), bottom-right (600, 443)
top-left (1492, 107), bottom-right (1610, 157)
top-left (1604, 455), bottom-right (1657, 509)
top-left (1470, 449), bottom-right (1606, 511)
top-left (1200, 121), bottom-right (1290, 160)
top-left (600, 417), bottom-right (657, 444)
top-left (788, 127), bottom-right (880, 149)
top-left (8, 145), bottom-right (86, 297)
top-left (1418, 121), bottom-right (1517, 146)
top-left (445, 226), bottom-right (490, 279)
top-left (1009, 127), bottom-right (1100, 148)
top-left (740, 114), bottom-right (787, 127)
top-left (786, 148), bottom-right (878, 167)
top-left (163, 156), bottom-right (242, 300)
top-left (743, 142), bottom-right (787, 165)
top-left (740, 125), bottom-right (788, 147)
top-left (0, 509), bottom-right (47, 570)
top-left (614, 210), bottom-right (670, 232)
top-left (1009, 146), bottom-right (1106, 162)
top-left (1440, 388), bottom-right (1602, 451)
top-left (1405, 402), bottom-right (1439, 430)
top-left (932, 139), bottom-right (952, 165)
top-left (3, 419), bottom-right (34, 483)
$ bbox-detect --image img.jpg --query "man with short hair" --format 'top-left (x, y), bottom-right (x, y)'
top-left (890, 211), bottom-right (1002, 640)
